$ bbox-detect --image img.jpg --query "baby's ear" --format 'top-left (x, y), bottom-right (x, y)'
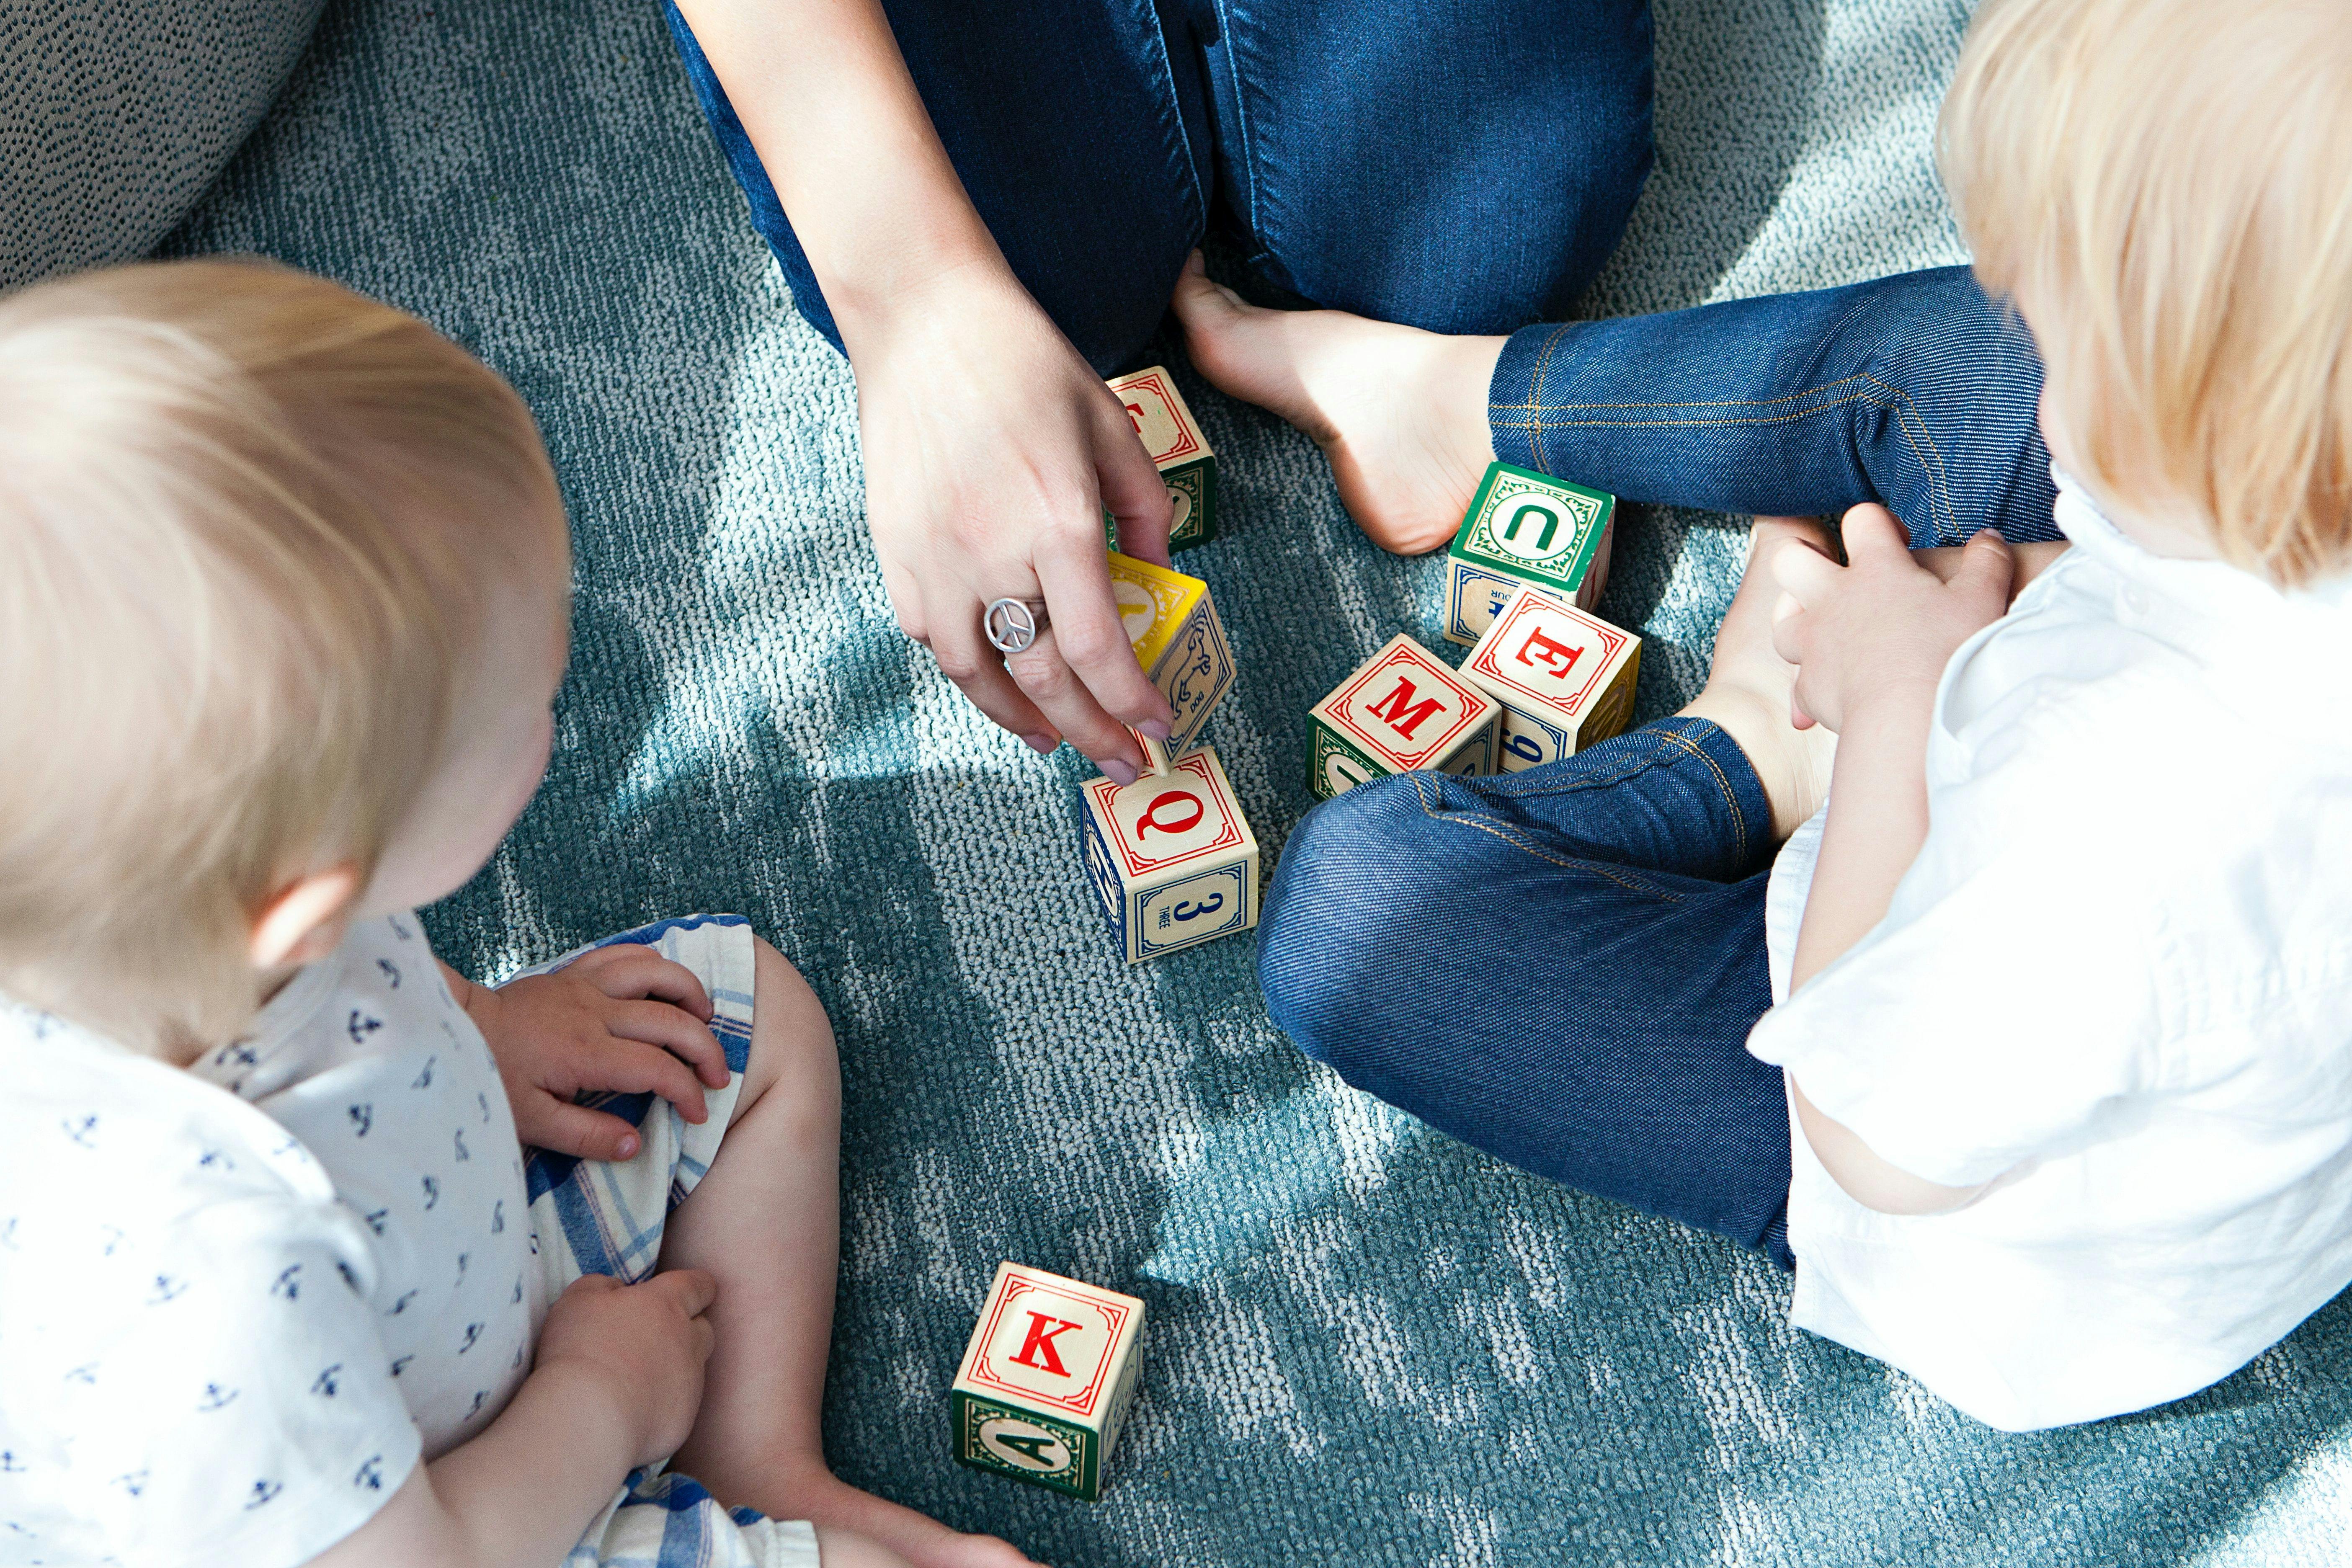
top-left (249, 864), bottom-right (365, 969)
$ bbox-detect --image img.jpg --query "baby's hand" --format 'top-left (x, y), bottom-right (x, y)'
top-left (462, 945), bottom-right (732, 1161)
top-left (534, 1271), bottom-right (717, 1468)
top-left (1771, 504), bottom-right (2013, 734)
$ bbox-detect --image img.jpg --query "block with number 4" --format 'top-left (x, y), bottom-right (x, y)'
top-left (1443, 460), bottom-right (1617, 645)
top-left (952, 1262), bottom-right (1146, 1501)
top-left (1104, 365), bottom-right (1217, 553)
top-left (1079, 746), bottom-right (1259, 962)
top-left (1109, 550), bottom-right (1233, 772)
top-left (1460, 586), bottom-right (1641, 769)
top-left (1306, 634), bottom-right (1500, 801)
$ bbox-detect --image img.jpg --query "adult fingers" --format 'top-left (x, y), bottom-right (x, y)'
top-left (521, 1099), bottom-right (645, 1162)
top-left (1095, 391), bottom-right (1174, 568)
top-left (570, 947), bottom-right (714, 1020)
top-left (604, 998), bottom-right (730, 1089)
top-left (589, 1032), bottom-right (712, 1124)
top-left (1029, 522), bottom-right (1173, 735)
top-left (1839, 503), bottom-right (1912, 562)
top-left (1770, 538), bottom-right (1842, 608)
top-left (1004, 625), bottom-right (1146, 780)
top-left (926, 589), bottom-right (1063, 754)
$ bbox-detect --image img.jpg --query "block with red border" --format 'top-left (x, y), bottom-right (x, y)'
top-left (1305, 634), bottom-right (1500, 801)
top-left (1107, 551), bottom-right (1234, 774)
top-left (1459, 586), bottom-right (1642, 770)
top-left (1442, 461), bottom-right (1617, 645)
top-left (952, 1262), bottom-right (1148, 1501)
top-left (1103, 365), bottom-right (1217, 553)
top-left (1078, 746), bottom-right (1259, 963)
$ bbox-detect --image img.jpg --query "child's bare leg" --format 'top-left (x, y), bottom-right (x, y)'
top-left (1680, 518), bottom-right (1842, 840)
top-left (1171, 253), bottom-right (1503, 556)
top-left (660, 940), bottom-right (1036, 1568)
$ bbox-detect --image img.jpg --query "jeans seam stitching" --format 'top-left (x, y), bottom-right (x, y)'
top-left (1413, 799), bottom-right (1685, 901)
top-left (1652, 725), bottom-right (1751, 863)
top-left (1489, 371), bottom-right (1889, 418)
top-left (1858, 371), bottom-right (1957, 542)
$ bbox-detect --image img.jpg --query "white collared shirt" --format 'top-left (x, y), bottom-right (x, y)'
top-left (1750, 477), bottom-right (2352, 1431)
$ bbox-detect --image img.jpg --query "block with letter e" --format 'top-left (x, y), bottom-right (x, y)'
top-left (1306, 634), bottom-right (1501, 801)
top-left (1460, 586), bottom-right (1641, 770)
top-left (1079, 746), bottom-right (1259, 963)
top-left (1442, 460), bottom-right (1617, 645)
top-left (1108, 550), bottom-right (1234, 772)
top-left (952, 1262), bottom-right (1147, 1501)
top-left (1104, 364), bottom-right (1217, 553)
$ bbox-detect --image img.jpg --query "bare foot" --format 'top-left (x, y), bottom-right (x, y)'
top-left (1171, 251), bottom-right (1504, 555)
top-left (1679, 518), bottom-right (1841, 840)
top-left (759, 1460), bottom-right (1041, 1568)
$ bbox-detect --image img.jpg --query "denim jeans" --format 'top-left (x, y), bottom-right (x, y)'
top-left (1258, 718), bottom-right (1795, 1267)
top-left (1490, 266), bottom-right (2060, 547)
top-left (662, 0), bottom-right (1657, 370)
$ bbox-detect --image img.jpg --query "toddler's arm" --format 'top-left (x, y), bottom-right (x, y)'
top-left (1770, 507), bottom-right (2019, 1214)
top-left (308, 1271), bottom-right (716, 1568)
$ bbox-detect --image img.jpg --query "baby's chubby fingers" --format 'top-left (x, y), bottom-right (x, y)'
top-left (1769, 534), bottom-right (1844, 608)
top-left (1837, 502), bottom-right (1914, 564)
top-left (589, 1031), bottom-right (714, 1124)
top-left (518, 1095), bottom-right (649, 1162)
top-left (565, 944), bottom-right (715, 1022)
top-left (603, 997), bottom-right (730, 1090)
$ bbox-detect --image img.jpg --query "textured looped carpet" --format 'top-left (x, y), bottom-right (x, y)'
top-left (154, 1), bottom-right (2352, 1562)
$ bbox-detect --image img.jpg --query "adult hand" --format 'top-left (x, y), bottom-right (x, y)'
top-left (1770, 503), bottom-right (2013, 733)
top-left (846, 262), bottom-right (1177, 783)
top-left (534, 1271), bottom-right (719, 1469)
top-left (454, 947), bottom-right (730, 1161)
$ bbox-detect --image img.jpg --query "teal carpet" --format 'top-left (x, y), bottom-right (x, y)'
top-left (163, 1), bottom-right (2352, 1561)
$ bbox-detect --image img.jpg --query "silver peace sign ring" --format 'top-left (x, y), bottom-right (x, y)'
top-left (983, 597), bottom-right (1050, 655)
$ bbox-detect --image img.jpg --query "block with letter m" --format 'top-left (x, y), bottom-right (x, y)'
top-left (1305, 634), bottom-right (1500, 801)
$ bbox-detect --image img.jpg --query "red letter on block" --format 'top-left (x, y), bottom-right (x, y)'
top-left (1514, 626), bottom-right (1584, 681)
top-left (1365, 677), bottom-right (1445, 739)
top-left (1011, 1312), bottom-right (1084, 1377)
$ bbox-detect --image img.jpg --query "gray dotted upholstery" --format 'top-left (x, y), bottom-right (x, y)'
top-left (0, 0), bottom-right (322, 289)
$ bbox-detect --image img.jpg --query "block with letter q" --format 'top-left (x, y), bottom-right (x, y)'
top-left (1077, 745), bottom-right (1259, 963)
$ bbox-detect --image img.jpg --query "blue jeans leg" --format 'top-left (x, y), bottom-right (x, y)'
top-left (1488, 265), bottom-right (2059, 547)
top-left (1206, 0), bottom-right (1655, 333)
top-left (1259, 719), bottom-right (1792, 1265)
top-left (660, 0), bottom-right (1212, 373)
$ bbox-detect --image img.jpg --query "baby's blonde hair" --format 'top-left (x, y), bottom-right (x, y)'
top-left (0, 260), bottom-right (565, 1056)
top-left (1940, 0), bottom-right (2352, 585)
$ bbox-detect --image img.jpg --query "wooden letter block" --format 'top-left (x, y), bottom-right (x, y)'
top-left (1460, 586), bottom-right (1641, 769)
top-left (1442, 460), bottom-right (1617, 645)
top-left (1108, 550), bottom-right (1233, 771)
top-left (1078, 746), bottom-right (1259, 962)
top-left (1306, 634), bottom-right (1500, 801)
top-left (1104, 365), bottom-right (1217, 553)
top-left (952, 1262), bottom-right (1146, 1501)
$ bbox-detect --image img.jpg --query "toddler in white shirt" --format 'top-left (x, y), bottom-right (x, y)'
top-left (0, 261), bottom-right (1036, 1567)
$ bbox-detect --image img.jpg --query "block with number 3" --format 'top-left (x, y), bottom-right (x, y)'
top-left (1306, 634), bottom-right (1501, 800)
top-left (1104, 365), bottom-right (1217, 553)
top-left (1460, 586), bottom-right (1641, 769)
top-left (1442, 460), bottom-right (1617, 645)
top-left (952, 1262), bottom-right (1147, 1501)
top-left (1079, 746), bottom-right (1259, 962)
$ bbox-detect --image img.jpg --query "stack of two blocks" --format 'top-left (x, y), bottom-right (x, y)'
top-left (1307, 462), bottom-right (1643, 801)
top-left (1076, 368), bottom-right (1260, 965)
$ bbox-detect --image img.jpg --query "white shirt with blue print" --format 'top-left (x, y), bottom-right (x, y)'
top-left (0, 913), bottom-right (535, 1566)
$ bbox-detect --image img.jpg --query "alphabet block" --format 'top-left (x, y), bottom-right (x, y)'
top-left (1108, 550), bottom-right (1234, 773)
top-left (1442, 460), bottom-right (1617, 645)
top-left (952, 1261), bottom-right (1147, 1501)
top-left (1460, 586), bottom-right (1641, 770)
top-left (1079, 745), bottom-right (1259, 962)
top-left (1306, 634), bottom-right (1501, 800)
top-left (1104, 365), bottom-right (1217, 553)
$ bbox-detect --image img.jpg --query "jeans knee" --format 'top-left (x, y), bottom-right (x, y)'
top-left (1257, 778), bottom-right (1452, 1078)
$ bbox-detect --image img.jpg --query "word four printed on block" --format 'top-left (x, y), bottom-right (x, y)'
top-left (1080, 745), bottom-right (1259, 963)
top-left (1307, 634), bottom-right (1501, 801)
top-left (1443, 460), bottom-right (1617, 645)
top-left (1461, 586), bottom-right (1641, 769)
top-left (1108, 550), bottom-right (1234, 772)
top-left (1104, 365), bottom-right (1217, 553)
top-left (952, 1262), bottom-right (1147, 1502)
